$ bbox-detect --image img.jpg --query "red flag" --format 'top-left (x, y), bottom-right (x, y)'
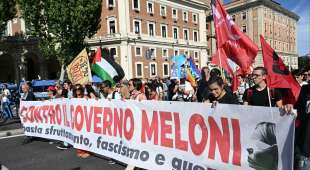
top-left (211, 0), bottom-right (258, 74)
top-left (260, 35), bottom-right (301, 104)
top-left (92, 47), bottom-right (101, 64)
top-left (211, 48), bottom-right (233, 75)
top-left (231, 73), bottom-right (239, 93)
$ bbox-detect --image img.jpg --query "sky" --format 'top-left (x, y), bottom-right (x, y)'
top-left (223, 0), bottom-right (310, 56)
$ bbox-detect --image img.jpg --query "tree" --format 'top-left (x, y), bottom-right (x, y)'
top-left (0, 0), bottom-right (17, 35)
top-left (17, 0), bottom-right (102, 79)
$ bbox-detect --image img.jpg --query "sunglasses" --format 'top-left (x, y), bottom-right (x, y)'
top-left (251, 74), bottom-right (262, 78)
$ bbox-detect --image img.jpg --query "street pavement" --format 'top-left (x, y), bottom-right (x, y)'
top-left (0, 119), bottom-right (22, 131)
top-left (0, 135), bottom-right (126, 170)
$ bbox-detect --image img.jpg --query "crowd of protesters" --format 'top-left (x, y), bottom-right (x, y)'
top-left (2, 65), bottom-right (309, 169)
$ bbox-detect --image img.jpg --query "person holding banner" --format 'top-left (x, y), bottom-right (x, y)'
top-left (74, 86), bottom-right (91, 158)
top-left (47, 86), bottom-right (57, 99)
top-left (206, 76), bottom-right (239, 104)
top-left (21, 81), bottom-right (37, 145)
top-left (85, 84), bottom-right (98, 99)
top-left (101, 80), bottom-right (121, 100)
top-left (128, 78), bottom-right (147, 101)
top-left (127, 78), bottom-right (146, 170)
top-left (243, 67), bottom-right (283, 107)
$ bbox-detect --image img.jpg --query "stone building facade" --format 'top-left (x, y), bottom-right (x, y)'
top-left (87, 0), bottom-right (209, 79)
top-left (206, 0), bottom-right (299, 69)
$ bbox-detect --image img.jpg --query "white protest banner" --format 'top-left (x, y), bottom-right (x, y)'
top-left (19, 99), bottom-right (294, 170)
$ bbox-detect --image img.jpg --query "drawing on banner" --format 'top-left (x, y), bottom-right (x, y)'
top-left (247, 122), bottom-right (278, 170)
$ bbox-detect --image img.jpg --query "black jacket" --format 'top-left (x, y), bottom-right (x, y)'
top-left (295, 84), bottom-right (310, 156)
top-left (22, 91), bottom-right (36, 101)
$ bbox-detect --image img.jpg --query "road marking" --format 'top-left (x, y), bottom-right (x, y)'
top-left (0, 134), bottom-right (25, 140)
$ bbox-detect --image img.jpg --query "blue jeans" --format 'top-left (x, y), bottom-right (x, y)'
top-left (297, 156), bottom-right (310, 170)
top-left (2, 102), bottom-right (13, 119)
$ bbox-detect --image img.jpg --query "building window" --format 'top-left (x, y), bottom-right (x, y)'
top-left (172, 8), bottom-right (178, 19)
top-left (135, 63), bottom-right (143, 77)
top-left (161, 24), bottom-right (167, 38)
top-left (242, 12), bottom-right (247, 20)
top-left (147, 48), bottom-right (156, 59)
top-left (194, 51), bottom-right (199, 59)
top-left (110, 47), bottom-right (117, 58)
top-left (183, 29), bottom-right (189, 41)
top-left (174, 49), bottom-right (179, 56)
top-left (162, 49), bottom-right (168, 58)
top-left (163, 63), bottom-right (169, 77)
top-left (232, 15), bottom-right (236, 22)
top-left (134, 20), bottom-right (141, 34)
top-left (133, 0), bottom-right (140, 10)
top-left (108, 19), bottom-right (116, 34)
top-left (193, 13), bottom-right (198, 24)
top-left (160, 5), bottom-right (166, 17)
top-left (108, 0), bottom-right (115, 8)
top-left (150, 63), bottom-right (157, 77)
top-left (148, 22), bottom-right (155, 36)
top-left (242, 25), bottom-right (247, 33)
top-left (193, 30), bottom-right (198, 42)
top-left (147, 2), bottom-right (154, 14)
top-left (274, 41), bottom-right (277, 50)
top-left (135, 47), bottom-right (142, 56)
top-left (173, 27), bottom-right (178, 39)
top-left (183, 11), bottom-right (188, 22)
top-left (184, 50), bottom-right (189, 56)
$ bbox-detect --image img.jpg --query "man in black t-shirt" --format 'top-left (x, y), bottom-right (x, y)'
top-left (243, 67), bottom-right (283, 107)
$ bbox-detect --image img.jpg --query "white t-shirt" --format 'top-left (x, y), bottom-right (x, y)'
top-left (184, 81), bottom-right (193, 92)
top-left (106, 91), bottom-right (121, 100)
top-left (3, 89), bottom-right (10, 96)
top-left (2, 96), bottom-right (8, 103)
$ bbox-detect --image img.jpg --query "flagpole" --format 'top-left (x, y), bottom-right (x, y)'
top-left (218, 48), bottom-right (225, 78)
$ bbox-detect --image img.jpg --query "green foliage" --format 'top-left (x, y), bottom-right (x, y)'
top-left (0, 0), bottom-right (17, 35)
top-left (17, 0), bottom-right (102, 64)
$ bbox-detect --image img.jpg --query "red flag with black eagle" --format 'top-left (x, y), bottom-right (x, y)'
top-left (260, 35), bottom-right (301, 104)
top-left (211, 0), bottom-right (258, 74)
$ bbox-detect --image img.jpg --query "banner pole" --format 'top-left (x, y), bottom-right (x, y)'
top-left (267, 86), bottom-right (274, 120)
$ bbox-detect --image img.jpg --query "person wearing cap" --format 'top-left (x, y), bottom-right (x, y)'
top-left (47, 86), bottom-right (56, 99)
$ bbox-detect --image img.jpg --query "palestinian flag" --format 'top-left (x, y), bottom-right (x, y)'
top-left (91, 48), bottom-right (125, 85)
